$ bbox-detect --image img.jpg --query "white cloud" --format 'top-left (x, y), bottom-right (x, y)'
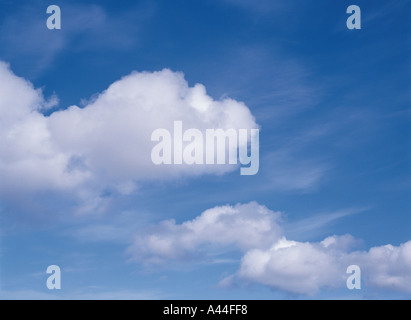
top-left (353, 242), bottom-right (411, 292)
top-left (233, 235), bottom-right (352, 295)
top-left (48, 69), bottom-right (258, 183)
top-left (230, 236), bottom-right (411, 295)
top-left (0, 62), bottom-right (87, 194)
top-left (0, 62), bottom-right (258, 210)
top-left (128, 201), bottom-right (411, 295)
top-left (127, 202), bottom-right (282, 264)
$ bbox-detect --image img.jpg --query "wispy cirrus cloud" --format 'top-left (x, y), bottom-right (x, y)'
top-left (204, 45), bottom-right (322, 121)
top-left (284, 207), bottom-right (370, 240)
top-left (0, 2), bottom-right (152, 74)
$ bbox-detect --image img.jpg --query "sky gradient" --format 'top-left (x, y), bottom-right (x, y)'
top-left (0, 0), bottom-right (410, 300)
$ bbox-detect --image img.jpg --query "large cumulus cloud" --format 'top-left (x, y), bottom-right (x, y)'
top-left (0, 62), bottom-right (258, 204)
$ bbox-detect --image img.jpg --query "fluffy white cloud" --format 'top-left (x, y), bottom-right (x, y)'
top-left (234, 237), bottom-right (411, 295)
top-left (128, 201), bottom-right (411, 295)
top-left (48, 69), bottom-right (257, 184)
top-left (233, 235), bottom-right (353, 295)
top-left (0, 62), bottom-right (258, 203)
top-left (0, 62), bottom-right (88, 194)
top-left (353, 241), bottom-right (411, 292)
top-left (127, 202), bottom-right (282, 264)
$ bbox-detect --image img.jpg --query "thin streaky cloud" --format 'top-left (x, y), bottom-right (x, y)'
top-left (285, 207), bottom-right (371, 240)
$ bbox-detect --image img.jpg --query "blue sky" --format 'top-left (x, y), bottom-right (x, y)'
top-left (0, 0), bottom-right (410, 299)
